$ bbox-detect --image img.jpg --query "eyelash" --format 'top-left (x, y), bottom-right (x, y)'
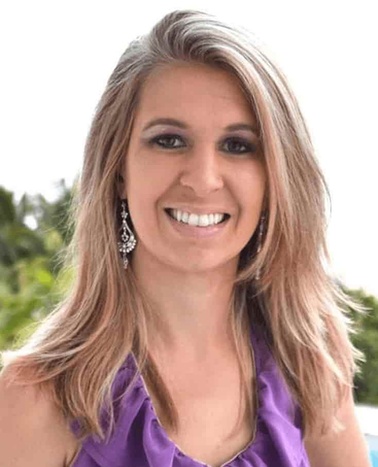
top-left (148, 134), bottom-right (258, 155)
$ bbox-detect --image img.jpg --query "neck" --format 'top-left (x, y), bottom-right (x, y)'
top-left (131, 245), bottom-right (239, 359)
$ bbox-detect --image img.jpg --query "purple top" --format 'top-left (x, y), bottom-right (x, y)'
top-left (70, 324), bottom-right (310, 466)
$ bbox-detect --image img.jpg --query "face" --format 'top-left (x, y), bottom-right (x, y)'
top-left (120, 63), bottom-right (266, 274)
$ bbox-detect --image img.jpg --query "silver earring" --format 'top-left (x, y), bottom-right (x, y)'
top-left (118, 200), bottom-right (137, 269)
top-left (255, 213), bottom-right (266, 280)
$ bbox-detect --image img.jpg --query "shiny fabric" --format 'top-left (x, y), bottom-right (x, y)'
top-left (70, 324), bottom-right (310, 466)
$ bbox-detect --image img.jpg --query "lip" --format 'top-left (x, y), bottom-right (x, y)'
top-left (164, 209), bottom-right (230, 238)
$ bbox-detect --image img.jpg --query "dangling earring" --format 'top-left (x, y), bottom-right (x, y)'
top-left (118, 200), bottom-right (137, 269)
top-left (255, 213), bottom-right (266, 281)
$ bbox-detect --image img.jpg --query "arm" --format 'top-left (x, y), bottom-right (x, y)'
top-left (0, 368), bottom-right (79, 467)
top-left (304, 388), bottom-right (371, 467)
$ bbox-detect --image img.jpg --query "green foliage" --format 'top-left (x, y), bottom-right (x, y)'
top-left (0, 181), bottom-right (74, 349)
top-left (346, 288), bottom-right (378, 405)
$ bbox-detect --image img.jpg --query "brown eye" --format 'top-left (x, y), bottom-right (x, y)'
top-left (150, 134), bottom-right (185, 149)
top-left (222, 138), bottom-right (256, 155)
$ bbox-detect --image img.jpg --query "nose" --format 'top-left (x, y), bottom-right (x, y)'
top-left (179, 145), bottom-right (224, 196)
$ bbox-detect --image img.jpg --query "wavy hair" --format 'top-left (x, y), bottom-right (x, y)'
top-left (1, 9), bottom-right (361, 439)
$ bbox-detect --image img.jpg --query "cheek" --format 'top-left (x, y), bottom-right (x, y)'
top-left (238, 162), bottom-right (267, 205)
top-left (127, 177), bottom-right (155, 215)
top-left (125, 160), bottom-right (169, 230)
top-left (125, 155), bottom-right (151, 198)
top-left (126, 152), bottom-right (180, 203)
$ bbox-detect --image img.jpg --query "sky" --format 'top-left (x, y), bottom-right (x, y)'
top-left (0, 0), bottom-right (377, 296)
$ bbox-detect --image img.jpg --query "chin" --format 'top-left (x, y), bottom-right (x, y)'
top-left (166, 253), bottom-right (238, 274)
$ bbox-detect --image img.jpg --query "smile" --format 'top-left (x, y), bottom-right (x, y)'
top-left (164, 208), bottom-right (231, 238)
top-left (165, 208), bottom-right (230, 227)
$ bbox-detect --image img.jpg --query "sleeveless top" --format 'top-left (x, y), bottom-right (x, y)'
top-left (70, 323), bottom-right (310, 467)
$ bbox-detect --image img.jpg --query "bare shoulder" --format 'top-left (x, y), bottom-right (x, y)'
top-left (304, 389), bottom-right (371, 467)
top-left (0, 367), bottom-right (80, 467)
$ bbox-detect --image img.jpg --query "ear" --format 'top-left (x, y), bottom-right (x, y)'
top-left (116, 173), bottom-right (127, 200)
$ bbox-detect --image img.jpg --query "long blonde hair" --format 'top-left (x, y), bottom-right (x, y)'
top-left (1, 9), bottom-right (361, 439)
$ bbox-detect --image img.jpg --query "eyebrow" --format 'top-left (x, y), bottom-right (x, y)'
top-left (142, 118), bottom-right (259, 135)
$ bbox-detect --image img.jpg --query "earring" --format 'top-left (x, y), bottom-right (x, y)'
top-left (255, 213), bottom-right (266, 280)
top-left (118, 200), bottom-right (137, 269)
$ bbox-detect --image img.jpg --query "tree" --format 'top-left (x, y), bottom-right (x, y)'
top-left (0, 181), bottom-right (74, 348)
top-left (347, 288), bottom-right (378, 405)
top-left (0, 187), bottom-right (45, 274)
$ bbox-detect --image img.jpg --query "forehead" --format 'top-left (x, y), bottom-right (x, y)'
top-left (134, 63), bottom-right (258, 128)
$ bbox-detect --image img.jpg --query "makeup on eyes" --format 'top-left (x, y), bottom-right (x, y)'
top-left (143, 135), bottom-right (259, 158)
top-left (141, 118), bottom-right (259, 138)
top-left (220, 137), bottom-right (257, 154)
top-left (142, 124), bottom-right (259, 147)
top-left (142, 130), bottom-right (259, 158)
top-left (142, 130), bottom-right (188, 150)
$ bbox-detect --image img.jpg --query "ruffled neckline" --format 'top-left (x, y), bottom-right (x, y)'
top-left (71, 324), bottom-right (309, 467)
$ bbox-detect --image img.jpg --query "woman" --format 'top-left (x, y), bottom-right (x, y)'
top-left (0, 9), bottom-right (371, 467)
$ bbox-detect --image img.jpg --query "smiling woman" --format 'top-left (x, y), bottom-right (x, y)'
top-left (121, 63), bottom-right (266, 272)
top-left (0, 9), bottom-right (371, 467)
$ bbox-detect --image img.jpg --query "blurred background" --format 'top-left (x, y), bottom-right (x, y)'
top-left (0, 0), bottom-right (377, 463)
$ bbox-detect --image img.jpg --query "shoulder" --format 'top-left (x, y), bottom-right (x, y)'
top-left (0, 366), bottom-right (79, 467)
top-left (304, 388), bottom-right (371, 467)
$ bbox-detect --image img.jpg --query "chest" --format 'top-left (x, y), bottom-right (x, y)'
top-left (146, 351), bottom-right (256, 467)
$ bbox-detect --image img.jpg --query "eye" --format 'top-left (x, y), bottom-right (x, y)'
top-left (221, 137), bottom-right (257, 155)
top-left (150, 134), bottom-right (186, 149)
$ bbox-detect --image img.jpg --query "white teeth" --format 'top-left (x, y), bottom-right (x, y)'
top-left (169, 209), bottom-right (226, 227)
top-left (198, 215), bottom-right (209, 227)
top-left (188, 213), bottom-right (199, 226)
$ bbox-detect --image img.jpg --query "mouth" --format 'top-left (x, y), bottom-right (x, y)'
top-left (164, 208), bottom-right (231, 226)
